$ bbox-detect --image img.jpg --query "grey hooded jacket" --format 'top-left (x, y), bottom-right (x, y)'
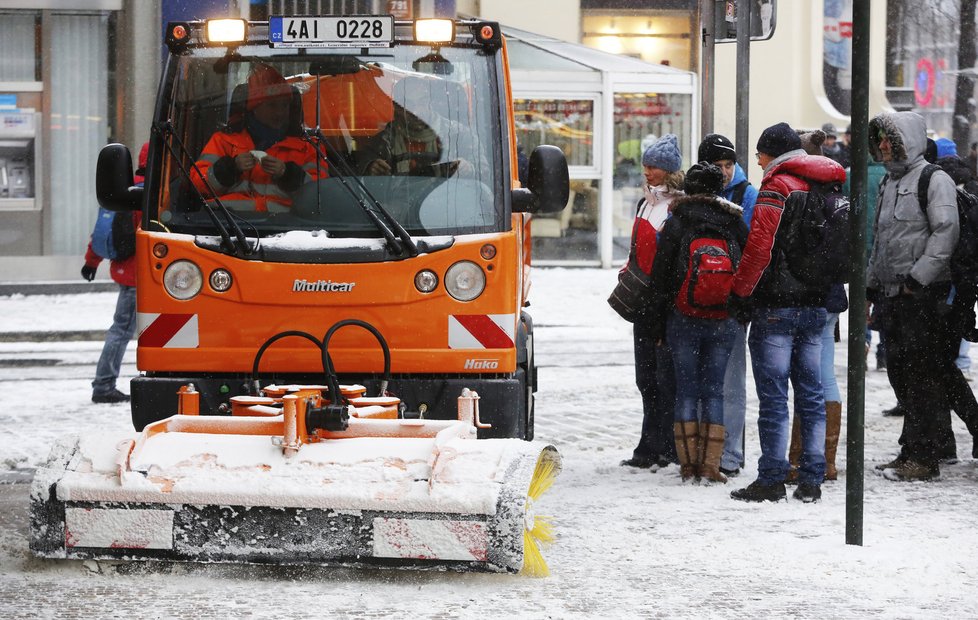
top-left (867, 112), bottom-right (958, 297)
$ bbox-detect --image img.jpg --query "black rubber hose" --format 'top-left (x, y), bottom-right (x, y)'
top-left (321, 319), bottom-right (392, 403)
top-left (251, 330), bottom-right (326, 395)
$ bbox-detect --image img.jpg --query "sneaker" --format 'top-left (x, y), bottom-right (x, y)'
top-left (92, 389), bottom-right (131, 404)
top-left (881, 405), bottom-right (905, 417)
top-left (792, 482), bottom-right (822, 503)
top-left (882, 459), bottom-right (939, 481)
top-left (620, 456), bottom-right (656, 469)
top-left (719, 466), bottom-right (741, 478)
top-left (730, 480), bottom-right (787, 503)
top-left (874, 454), bottom-right (907, 471)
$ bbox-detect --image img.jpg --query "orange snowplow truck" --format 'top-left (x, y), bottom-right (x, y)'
top-left (95, 17), bottom-right (568, 439)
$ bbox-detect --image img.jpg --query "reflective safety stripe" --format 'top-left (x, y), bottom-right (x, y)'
top-left (448, 314), bottom-right (516, 349)
top-left (137, 313), bottom-right (199, 348)
top-left (372, 518), bottom-right (488, 562)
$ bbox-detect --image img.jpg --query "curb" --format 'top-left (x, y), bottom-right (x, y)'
top-left (0, 282), bottom-right (118, 296)
top-left (0, 330), bottom-right (107, 343)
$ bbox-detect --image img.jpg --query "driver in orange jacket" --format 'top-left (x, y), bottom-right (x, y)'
top-left (192, 63), bottom-right (324, 212)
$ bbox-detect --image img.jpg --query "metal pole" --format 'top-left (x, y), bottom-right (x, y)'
top-left (846, 0), bottom-right (871, 547)
top-left (701, 0), bottom-right (716, 137)
top-left (734, 0), bottom-right (750, 165)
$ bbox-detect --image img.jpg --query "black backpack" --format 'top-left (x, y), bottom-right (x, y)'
top-left (782, 180), bottom-right (851, 287)
top-left (917, 164), bottom-right (978, 286)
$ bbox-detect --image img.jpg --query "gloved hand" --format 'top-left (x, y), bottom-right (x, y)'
top-left (727, 294), bottom-right (752, 325)
top-left (901, 275), bottom-right (923, 296)
top-left (866, 287), bottom-right (881, 305)
top-left (81, 264), bottom-right (97, 281)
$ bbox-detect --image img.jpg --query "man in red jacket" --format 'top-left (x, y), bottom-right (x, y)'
top-left (81, 142), bottom-right (146, 404)
top-left (727, 122), bottom-right (847, 504)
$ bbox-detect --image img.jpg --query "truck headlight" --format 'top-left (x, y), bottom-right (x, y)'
top-left (445, 261), bottom-right (485, 302)
top-left (206, 18), bottom-right (246, 44)
top-left (164, 260), bottom-right (203, 300)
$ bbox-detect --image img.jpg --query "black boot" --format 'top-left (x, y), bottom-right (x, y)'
top-left (730, 480), bottom-right (786, 503)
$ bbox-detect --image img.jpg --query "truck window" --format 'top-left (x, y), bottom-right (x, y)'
top-left (154, 45), bottom-right (502, 239)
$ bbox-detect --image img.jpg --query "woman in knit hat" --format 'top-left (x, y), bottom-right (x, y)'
top-left (619, 133), bottom-right (685, 470)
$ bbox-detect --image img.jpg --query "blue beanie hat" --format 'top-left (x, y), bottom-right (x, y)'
top-left (642, 134), bottom-right (682, 173)
top-left (936, 137), bottom-right (958, 159)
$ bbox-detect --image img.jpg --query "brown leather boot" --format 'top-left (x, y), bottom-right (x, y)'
top-left (698, 423), bottom-right (727, 483)
top-left (824, 401), bottom-right (843, 480)
top-left (785, 414), bottom-right (802, 484)
top-left (674, 421), bottom-right (699, 482)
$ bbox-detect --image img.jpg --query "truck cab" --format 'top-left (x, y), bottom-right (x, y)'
top-left (96, 17), bottom-right (568, 439)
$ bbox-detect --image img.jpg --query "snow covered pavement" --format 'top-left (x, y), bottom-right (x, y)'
top-left (1, 268), bottom-right (977, 618)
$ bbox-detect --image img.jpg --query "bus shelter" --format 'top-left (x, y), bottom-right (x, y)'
top-left (504, 26), bottom-right (698, 267)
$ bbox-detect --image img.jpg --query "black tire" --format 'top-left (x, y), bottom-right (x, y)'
top-left (519, 312), bottom-right (536, 441)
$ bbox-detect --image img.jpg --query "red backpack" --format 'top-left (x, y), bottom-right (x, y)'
top-left (675, 227), bottom-right (739, 320)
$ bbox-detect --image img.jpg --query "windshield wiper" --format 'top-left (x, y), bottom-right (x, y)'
top-left (301, 129), bottom-right (419, 258)
top-left (153, 120), bottom-right (253, 257)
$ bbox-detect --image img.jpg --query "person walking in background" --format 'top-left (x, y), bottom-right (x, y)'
top-left (697, 133), bottom-right (758, 477)
top-left (81, 142), bottom-right (147, 404)
top-left (647, 163), bottom-right (748, 483)
top-left (620, 134), bottom-right (685, 470)
top-left (821, 122), bottom-right (849, 168)
top-left (727, 122), bottom-right (846, 503)
top-left (867, 112), bottom-right (959, 481)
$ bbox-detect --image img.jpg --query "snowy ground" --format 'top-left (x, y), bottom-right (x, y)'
top-left (1, 268), bottom-right (977, 618)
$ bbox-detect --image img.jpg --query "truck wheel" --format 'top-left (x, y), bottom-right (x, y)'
top-left (520, 313), bottom-right (535, 441)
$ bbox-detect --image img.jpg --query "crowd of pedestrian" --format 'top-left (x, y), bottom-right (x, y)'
top-left (615, 111), bottom-right (978, 502)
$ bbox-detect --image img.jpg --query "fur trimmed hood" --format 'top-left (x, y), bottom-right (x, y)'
top-left (869, 112), bottom-right (926, 176)
top-left (670, 193), bottom-right (743, 219)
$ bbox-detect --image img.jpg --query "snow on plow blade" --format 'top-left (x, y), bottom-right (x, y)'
top-left (29, 390), bottom-right (560, 574)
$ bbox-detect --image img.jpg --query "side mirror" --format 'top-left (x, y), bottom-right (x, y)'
top-left (96, 143), bottom-right (143, 212)
top-left (512, 145), bottom-right (569, 214)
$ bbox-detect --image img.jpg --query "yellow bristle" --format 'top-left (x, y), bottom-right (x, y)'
top-left (520, 453), bottom-right (559, 577)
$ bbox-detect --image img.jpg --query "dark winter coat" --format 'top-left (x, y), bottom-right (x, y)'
top-left (731, 151), bottom-right (847, 308)
top-left (647, 194), bottom-right (749, 335)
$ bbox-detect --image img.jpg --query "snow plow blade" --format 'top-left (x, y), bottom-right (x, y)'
top-left (29, 388), bottom-right (560, 574)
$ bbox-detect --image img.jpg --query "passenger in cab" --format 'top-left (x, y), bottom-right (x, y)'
top-left (192, 63), bottom-right (323, 212)
top-left (357, 76), bottom-right (480, 177)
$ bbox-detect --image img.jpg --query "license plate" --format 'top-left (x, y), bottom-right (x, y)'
top-left (269, 15), bottom-right (394, 48)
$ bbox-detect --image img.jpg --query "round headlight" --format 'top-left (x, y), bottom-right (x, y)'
top-left (163, 260), bottom-right (203, 300)
top-left (210, 268), bottom-right (233, 292)
top-left (415, 269), bottom-right (439, 293)
top-left (445, 261), bottom-right (486, 302)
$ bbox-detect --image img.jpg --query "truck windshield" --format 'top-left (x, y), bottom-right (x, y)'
top-left (153, 44), bottom-right (502, 239)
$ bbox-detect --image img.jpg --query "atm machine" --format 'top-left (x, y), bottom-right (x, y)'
top-left (0, 109), bottom-right (38, 207)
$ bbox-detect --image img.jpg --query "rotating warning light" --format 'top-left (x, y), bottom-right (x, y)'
top-left (415, 19), bottom-right (454, 44)
top-left (206, 18), bottom-right (246, 44)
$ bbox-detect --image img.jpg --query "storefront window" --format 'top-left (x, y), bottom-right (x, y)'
top-left (611, 92), bottom-right (691, 261)
top-left (514, 98), bottom-right (595, 168)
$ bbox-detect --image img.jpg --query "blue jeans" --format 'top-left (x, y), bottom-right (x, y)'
top-left (92, 284), bottom-right (137, 395)
top-left (748, 306), bottom-right (827, 485)
top-left (667, 312), bottom-right (737, 426)
top-left (821, 312), bottom-right (841, 402)
top-left (956, 339), bottom-right (971, 372)
top-left (721, 323), bottom-right (747, 470)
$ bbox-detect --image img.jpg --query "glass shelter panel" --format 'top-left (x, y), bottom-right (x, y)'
top-left (514, 98), bottom-right (595, 169)
top-left (612, 91), bottom-right (691, 262)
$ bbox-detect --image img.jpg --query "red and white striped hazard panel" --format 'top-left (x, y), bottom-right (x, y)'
top-left (448, 314), bottom-right (515, 349)
top-left (137, 313), bottom-right (199, 348)
top-left (372, 517), bottom-right (488, 562)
